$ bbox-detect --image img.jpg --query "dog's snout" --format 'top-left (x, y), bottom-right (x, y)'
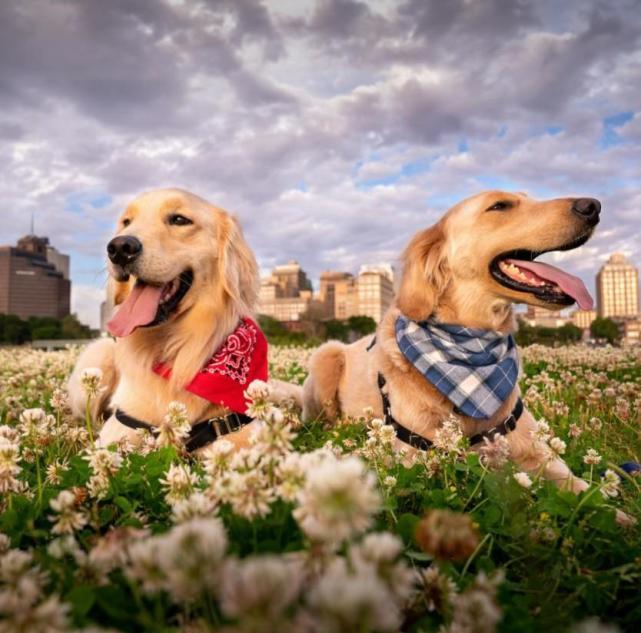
top-left (107, 236), bottom-right (143, 266)
top-left (571, 198), bottom-right (601, 226)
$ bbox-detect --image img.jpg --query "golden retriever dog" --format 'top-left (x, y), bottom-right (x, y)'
top-left (303, 191), bottom-right (630, 525)
top-left (68, 188), bottom-right (299, 450)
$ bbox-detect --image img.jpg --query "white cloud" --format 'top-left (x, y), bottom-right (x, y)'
top-left (71, 285), bottom-right (105, 330)
top-left (0, 0), bottom-right (639, 310)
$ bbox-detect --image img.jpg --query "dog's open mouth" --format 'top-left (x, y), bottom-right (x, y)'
top-left (489, 233), bottom-right (594, 309)
top-left (107, 270), bottom-right (193, 337)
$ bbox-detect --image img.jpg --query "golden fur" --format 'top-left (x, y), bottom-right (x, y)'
top-left (68, 188), bottom-right (300, 450)
top-left (303, 191), bottom-right (631, 525)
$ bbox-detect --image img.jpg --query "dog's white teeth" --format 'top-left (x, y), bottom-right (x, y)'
top-left (159, 279), bottom-right (180, 304)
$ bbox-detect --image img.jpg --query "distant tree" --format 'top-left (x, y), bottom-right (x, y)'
top-left (515, 318), bottom-right (584, 347)
top-left (61, 314), bottom-right (93, 339)
top-left (28, 316), bottom-right (62, 339)
top-left (347, 315), bottom-right (377, 337)
top-left (257, 314), bottom-right (309, 346)
top-left (557, 322), bottom-right (583, 343)
top-left (324, 319), bottom-right (350, 342)
top-left (0, 314), bottom-right (30, 344)
top-left (591, 317), bottom-right (620, 344)
top-left (257, 314), bottom-right (289, 338)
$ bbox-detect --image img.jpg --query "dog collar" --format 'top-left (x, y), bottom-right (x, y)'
top-left (114, 408), bottom-right (252, 452)
top-left (377, 372), bottom-right (523, 451)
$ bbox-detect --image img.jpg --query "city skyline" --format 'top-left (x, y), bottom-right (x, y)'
top-left (1, 1), bottom-right (640, 328)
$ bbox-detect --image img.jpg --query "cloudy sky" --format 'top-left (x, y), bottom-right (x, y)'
top-left (1, 0), bottom-right (640, 327)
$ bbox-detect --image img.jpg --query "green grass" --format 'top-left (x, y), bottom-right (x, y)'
top-left (0, 344), bottom-right (640, 632)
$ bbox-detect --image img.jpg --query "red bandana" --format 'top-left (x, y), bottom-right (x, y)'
top-left (153, 318), bottom-right (269, 414)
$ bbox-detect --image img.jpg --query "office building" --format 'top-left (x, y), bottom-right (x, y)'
top-left (596, 253), bottom-right (639, 319)
top-left (0, 235), bottom-right (71, 320)
top-left (522, 305), bottom-right (568, 328)
top-left (357, 264), bottom-right (395, 323)
top-left (258, 261), bottom-right (315, 322)
top-left (571, 309), bottom-right (597, 330)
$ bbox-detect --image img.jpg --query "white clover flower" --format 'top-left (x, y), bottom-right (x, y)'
top-left (534, 419), bottom-right (551, 443)
top-left (203, 439), bottom-right (235, 479)
top-left (418, 565), bottom-right (458, 613)
top-left (293, 455), bottom-right (381, 545)
top-left (583, 448), bottom-right (602, 465)
top-left (572, 618), bottom-right (621, 633)
top-left (449, 570), bottom-right (504, 633)
top-left (157, 401), bottom-right (191, 449)
top-left (83, 448), bottom-right (123, 500)
top-left (244, 379), bottom-right (273, 418)
top-left (514, 472), bottom-right (533, 489)
top-left (159, 463), bottom-right (199, 505)
top-left (48, 535), bottom-right (87, 568)
top-left (126, 538), bottom-right (168, 595)
top-left (306, 557), bottom-right (402, 633)
top-left (549, 437), bottom-right (567, 456)
top-left (350, 532), bottom-right (415, 603)
top-left (0, 436), bottom-right (22, 494)
top-left (249, 415), bottom-right (296, 457)
top-left (478, 434), bottom-right (510, 470)
top-left (275, 452), bottom-right (306, 502)
top-left (227, 469), bottom-right (275, 519)
top-left (171, 491), bottom-right (217, 523)
top-left (45, 459), bottom-right (69, 486)
top-left (49, 387), bottom-right (68, 411)
top-left (80, 367), bottom-right (104, 398)
top-left (245, 379), bottom-right (271, 402)
top-left (218, 555), bottom-right (303, 622)
top-left (383, 475), bottom-right (397, 488)
top-left (1, 594), bottom-right (71, 633)
top-left (433, 415), bottom-right (463, 453)
top-left (568, 423), bottom-right (583, 438)
top-left (601, 469), bottom-right (621, 498)
top-left (160, 517), bottom-right (228, 602)
top-left (49, 490), bottom-right (88, 535)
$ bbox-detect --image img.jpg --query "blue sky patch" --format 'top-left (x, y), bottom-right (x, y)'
top-left (600, 111), bottom-right (634, 148)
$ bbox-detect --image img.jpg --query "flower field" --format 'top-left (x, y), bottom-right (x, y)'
top-left (1, 344), bottom-right (640, 633)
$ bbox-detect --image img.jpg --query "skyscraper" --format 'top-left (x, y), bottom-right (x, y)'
top-left (258, 261), bottom-right (316, 322)
top-left (357, 264), bottom-right (395, 323)
top-left (0, 235), bottom-right (71, 320)
top-left (596, 253), bottom-right (639, 319)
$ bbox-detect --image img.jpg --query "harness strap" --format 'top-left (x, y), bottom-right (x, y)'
top-left (114, 409), bottom-right (252, 453)
top-left (377, 372), bottom-right (522, 451)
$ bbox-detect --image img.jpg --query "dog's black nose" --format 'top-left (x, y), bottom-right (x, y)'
top-left (572, 198), bottom-right (601, 226)
top-left (107, 236), bottom-right (143, 266)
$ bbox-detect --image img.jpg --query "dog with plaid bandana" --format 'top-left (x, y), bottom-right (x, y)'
top-left (303, 191), bottom-right (633, 526)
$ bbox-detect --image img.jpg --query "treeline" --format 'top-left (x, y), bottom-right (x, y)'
top-left (515, 316), bottom-right (623, 346)
top-left (515, 320), bottom-right (583, 346)
top-left (258, 314), bottom-right (377, 346)
top-left (0, 314), bottom-right (94, 344)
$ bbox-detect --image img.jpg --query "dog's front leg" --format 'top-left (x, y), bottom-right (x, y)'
top-left (507, 408), bottom-right (633, 526)
top-left (67, 338), bottom-right (119, 423)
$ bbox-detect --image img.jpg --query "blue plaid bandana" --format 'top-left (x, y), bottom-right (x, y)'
top-left (395, 315), bottom-right (519, 420)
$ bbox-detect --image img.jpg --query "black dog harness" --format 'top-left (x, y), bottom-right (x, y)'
top-left (367, 336), bottom-right (523, 451)
top-left (114, 409), bottom-right (252, 453)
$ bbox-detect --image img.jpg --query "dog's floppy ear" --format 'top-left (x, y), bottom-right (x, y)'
top-left (216, 212), bottom-right (259, 315)
top-left (396, 223), bottom-right (450, 321)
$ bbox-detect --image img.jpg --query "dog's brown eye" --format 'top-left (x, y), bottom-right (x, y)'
top-left (122, 218), bottom-right (131, 227)
top-left (168, 214), bottom-right (193, 226)
top-left (487, 201), bottom-right (512, 211)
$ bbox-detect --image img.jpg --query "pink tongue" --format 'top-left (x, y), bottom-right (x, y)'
top-left (507, 259), bottom-right (593, 310)
top-left (107, 284), bottom-right (164, 337)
